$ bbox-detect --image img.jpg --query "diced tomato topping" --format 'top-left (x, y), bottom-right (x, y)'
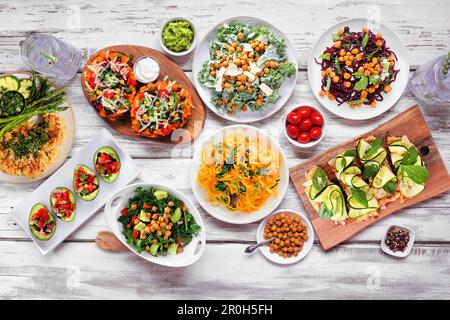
top-left (132, 230), bottom-right (139, 239)
top-left (143, 203), bottom-right (151, 210)
top-left (103, 90), bottom-right (115, 99)
top-left (120, 208), bottom-right (128, 216)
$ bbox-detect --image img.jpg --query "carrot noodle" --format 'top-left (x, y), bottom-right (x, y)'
top-left (197, 133), bottom-right (280, 213)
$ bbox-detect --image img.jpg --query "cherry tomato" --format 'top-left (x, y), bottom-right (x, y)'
top-left (297, 106), bottom-right (312, 118)
top-left (311, 112), bottom-right (324, 126)
top-left (299, 118), bottom-right (312, 132)
top-left (297, 132), bottom-right (311, 144)
top-left (286, 124), bottom-right (299, 139)
top-left (286, 112), bottom-right (301, 125)
top-left (310, 126), bottom-right (323, 140)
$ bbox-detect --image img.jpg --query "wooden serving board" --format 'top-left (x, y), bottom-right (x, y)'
top-left (289, 105), bottom-right (450, 251)
top-left (81, 45), bottom-right (205, 144)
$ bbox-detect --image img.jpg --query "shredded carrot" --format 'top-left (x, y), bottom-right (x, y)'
top-left (197, 133), bottom-right (280, 213)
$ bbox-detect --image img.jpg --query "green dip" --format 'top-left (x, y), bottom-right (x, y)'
top-left (162, 20), bottom-right (194, 53)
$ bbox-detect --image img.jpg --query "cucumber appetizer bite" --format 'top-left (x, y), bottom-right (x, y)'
top-left (28, 203), bottom-right (56, 241)
top-left (118, 187), bottom-right (201, 257)
top-left (357, 136), bottom-right (400, 206)
top-left (388, 135), bottom-right (429, 199)
top-left (73, 164), bottom-right (100, 201)
top-left (94, 146), bottom-right (121, 183)
top-left (329, 149), bottom-right (379, 220)
top-left (50, 187), bottom-right (76, 222)
top-left (304, 166), bottom-right (348, 222)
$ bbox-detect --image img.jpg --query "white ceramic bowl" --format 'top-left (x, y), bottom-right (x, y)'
top-left (381, 224), bottom-right (415, 258)
top-left (256, 209), bottom-right (314, 265)
top-left (283, 105), bottom-right (326, 148)
top-left (159, 17), bottom-right (197, 57)
top-left (192, 16), bottom-right (298, 123)
top-left (104, 182), bottom-right (206, 267)
top-left (308, 18), bottom-right (409, 120)
top-left (191, 125), bottom-right (289, 224)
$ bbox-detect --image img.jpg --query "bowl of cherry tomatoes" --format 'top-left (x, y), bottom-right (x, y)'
top-left (283, 105), bottom-right (326, 148)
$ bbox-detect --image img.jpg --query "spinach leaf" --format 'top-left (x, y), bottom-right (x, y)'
top-left (354, 75), bottom-right (368, 91)
top-left (351, 187), bottom-right (368, 207)
top-left (312, 167), bottom-right (329, 192)
top-left (325, 75), bottom-right (331, 91)
top-left (399, 165), bottom-right (429, 184)
top-left (343, 149), bottom-right (356, 157)
top-left (320, 53), bottom-right (331, 60)
top-left (361, 33), bottom-right (369, 48)
top-left (335, 58), bottom-right (342, 74)
top-left (383, 181), bottom-right (397, 194)
top-left (401, 147), bottom-right (419, 166)
top-left (364, 137), bottom-right (383, 159)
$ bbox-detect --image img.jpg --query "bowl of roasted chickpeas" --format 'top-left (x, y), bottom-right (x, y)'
top-left (256, 209), bottom-right (314, 264)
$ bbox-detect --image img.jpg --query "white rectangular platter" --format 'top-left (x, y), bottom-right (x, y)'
top-left (8, 128), bottom-right (140, 255)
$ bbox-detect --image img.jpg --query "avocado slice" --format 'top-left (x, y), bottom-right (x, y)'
top-left (73, 164), bottom-right (100, 201)
top-left (139, 210), bottom-right (150, 222)
top-left (171, 207), bottom-right (182, 223)
top-left (150, 243), bottom-right (159, 256)
top-left (134, 221), bottom-right (146, 231)
top-left (93, 146), bottom-right (121, 183)
top-left (153, 189), bottom-right (168, 200)
top-left (167, 243), bottom-right (178, 255)
top-left (28, 203), bottom-right (56, 241)
top-left (50, 187), bottom-right (76, 222)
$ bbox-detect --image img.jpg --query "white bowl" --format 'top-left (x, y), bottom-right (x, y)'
top-left (192, 16), bottom-right (298, 123)
top-left (282, 105), bottom-right (326, 148)
top-left (190, 125), bottom-right (289, 224)
top-left (308, 18), bottom-right (409, 120)
top-left (159, 17), bottom-right (197, 57)
top-left (256, 209), bottom-right (314, 265)
top-left (104, 182), bottom-right (206, 267)
top-left (381, 224), bottom-right (415, 258)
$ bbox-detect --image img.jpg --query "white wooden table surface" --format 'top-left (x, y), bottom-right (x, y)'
top-left (1, 0), bottom-right (449, 300)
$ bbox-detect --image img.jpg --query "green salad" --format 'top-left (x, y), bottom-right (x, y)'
top-left (197, 21), bottom-right (296, 115)
top-left (118, 187), bottom-right (201, 256)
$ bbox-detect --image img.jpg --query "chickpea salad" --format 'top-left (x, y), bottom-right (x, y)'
top-left (197, 21), bottom-right (296, 115)
top-left (118, 187), bottom-right (201, 256)
top-left (316, 27), bottom-right (399, 108)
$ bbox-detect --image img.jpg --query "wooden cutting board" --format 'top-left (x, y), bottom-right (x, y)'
top-left (289, 105), bottom-right (450, 250)
top-left (81, 45), bottom-right (205, 144)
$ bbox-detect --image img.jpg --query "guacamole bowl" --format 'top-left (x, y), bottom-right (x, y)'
top-left (159, 17), bottom-right (197, 57)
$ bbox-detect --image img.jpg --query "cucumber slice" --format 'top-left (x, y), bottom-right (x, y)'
top-left (18, 79), bottom-right (33, 100)
top-left (0, 75), bottom-right (20, 93)
top-left (373, 165), bottom-right (396, 188)
top-left (371, 149), bottom-right (387, 165)
top-left (357, 140), bottom-right (371, 160)
top-left (399, 176), bottom-right (424, 198)
top-left (389, 144), bottom-right (408, 155)
top-left (351, 175), bottom-right (369, 190)
top-left (339, 165), bottom-right (361, 186)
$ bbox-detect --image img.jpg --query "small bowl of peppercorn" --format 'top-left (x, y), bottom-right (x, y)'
top-left (381, 224), bottom-right (415, 258)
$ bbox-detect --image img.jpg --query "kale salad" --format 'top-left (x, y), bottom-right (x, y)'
top-left (118, 187), bottom-right (201, 256)
top-left (197, 21), bottom-right (296, 115)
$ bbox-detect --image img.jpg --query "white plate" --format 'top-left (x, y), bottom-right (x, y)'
top-left (8, 129), bottom-right (140, 255)
top-left (105, 182), bottom-right (206, 268)
top-left (192, 16), bottom-right (298, 123)
top-left (191, 125), bottom-right (289, 224)
top-left (257, 209), bottom-right (314, 265)
top-left (308, 18), bottom-right (409, 120)
top-left (0, 72), bottom-right (75, 183)
top-left (381, 224), bottom-right (415, 258)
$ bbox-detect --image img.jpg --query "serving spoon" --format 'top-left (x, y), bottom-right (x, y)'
top-left (244, 237), bottom-right (276, 253)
